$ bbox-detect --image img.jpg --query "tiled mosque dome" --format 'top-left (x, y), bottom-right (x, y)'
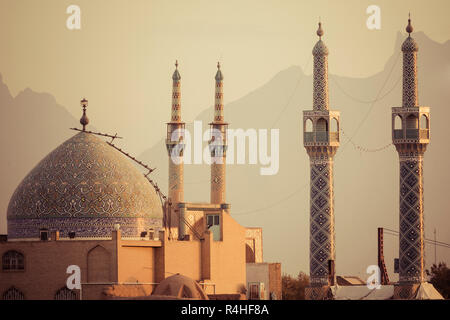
top-left (7, 132), bottom-right (163, 239)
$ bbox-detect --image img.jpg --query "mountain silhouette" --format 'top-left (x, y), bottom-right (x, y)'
top-left (0, 79), bottom-right (80, 235)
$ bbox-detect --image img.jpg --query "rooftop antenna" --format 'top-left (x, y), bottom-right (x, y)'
top-left (378, 227), bottom-right (390, 285)
top-left (434, 228), bottom-right (437, 266)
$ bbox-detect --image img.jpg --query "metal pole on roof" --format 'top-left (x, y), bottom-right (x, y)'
top-left (434, 228), bottom-right (437, 266)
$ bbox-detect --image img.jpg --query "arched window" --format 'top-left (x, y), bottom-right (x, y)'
top-left (316, 118), bottom-right (328, 132)
top-left (305, 119), bottom-right (313, 132)
top-left (55, 287), bottom-right (77, 300)
top-left (420, 114), bottom-right (429, 129)
top-left (2, 250), bottom-right (24, 271)
top-left (87, 245), bottom-right (111, 283)
top-left (3, 287), bottom-right (24, 300)
top-left (331, 118), bottom-right (339, 132)
top-left (394, 115), bottom-right (402, 130)
top-left (406, 114), bottom-right (418, 129)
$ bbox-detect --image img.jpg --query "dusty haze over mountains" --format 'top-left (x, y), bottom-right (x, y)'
top-left (1, 30), bottom-right (449, 279)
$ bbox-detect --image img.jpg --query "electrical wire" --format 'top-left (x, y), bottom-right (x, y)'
top-left (383, 228), bottom-right (450, 249)
top-left (330, 74), bottom-right (401, 104)
top-left (338, 51), bottom-right (401, 154)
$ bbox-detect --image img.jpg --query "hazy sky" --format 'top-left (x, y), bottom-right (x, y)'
top-left (1, 0), bottom-right (450, 154)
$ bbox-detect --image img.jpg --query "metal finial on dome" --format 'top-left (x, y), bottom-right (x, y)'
top-left (80, 98), bottom-right (89, 131)
top-left (217, 61), bottom-right (221, 70)
top-left (175, 60), bottom-right (178, 69)
top-left (406, 13), bottom-right (413, 36)
top-left (317, 21), bottom-right (324, 39)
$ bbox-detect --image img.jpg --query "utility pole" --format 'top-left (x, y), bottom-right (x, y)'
top-left (434, 228), bottom-right (437, 266)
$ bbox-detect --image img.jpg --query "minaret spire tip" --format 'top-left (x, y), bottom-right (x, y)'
top-left (172, 60), bottom-right (181, 81)
top-left (317, 20), bottom-right (324, 39)
top-left (406, 13), bottom-right (413, 36)
top-left (215, 61), bottom-right (223, 81)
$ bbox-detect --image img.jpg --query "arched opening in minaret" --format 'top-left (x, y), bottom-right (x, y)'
top-left (316, 118), bottom-right (328, 142)
top-left (394, 115), bottom-right (403, 130)
top-left (420, 114), bottom-right (429, 129)
top-left (331, 118), bottom-right (339, 132)
top-left (305, 119), bottom-right (313, 132)
top-left (316, 118), bottom-right (328, 132)
top-left (406, 114), bottom-right (418, 129)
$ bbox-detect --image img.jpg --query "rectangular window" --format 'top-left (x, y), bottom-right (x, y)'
top-left (206, 214), bottom-right (221, 241)
top-left (249, 283), bottom-right (260, 300)
top-left (40, 229), bottom-right (49, 241)
top-left (207, 215), bottom-right (214, 227)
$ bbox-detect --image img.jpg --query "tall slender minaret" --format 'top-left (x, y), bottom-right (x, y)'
top-left (166, 61), bottom-right (185, 237)
top-left (392, 16), bottom-right (430, 299)
top-left (209, 62), bottom-right (228, 204)
top-left (303, 22), bottom-right (340, 300)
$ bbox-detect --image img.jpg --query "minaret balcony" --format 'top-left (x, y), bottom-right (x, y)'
top-left (303, 110), bottom-right (340, 147)
top-left (392, 106), bottom-right (430, 144)
top-left (303, 131), bottom-right (339, 146)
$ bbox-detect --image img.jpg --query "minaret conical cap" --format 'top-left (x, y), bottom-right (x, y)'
top-left (172, 60), bottom-right (181, 80)
top-left (215, 61), bottom-right (224, 81)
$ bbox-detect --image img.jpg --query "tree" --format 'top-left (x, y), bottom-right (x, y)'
top-left (281, 271), bottom-right (310, 300)
top-left (426, 262), bottom-right (450, 299)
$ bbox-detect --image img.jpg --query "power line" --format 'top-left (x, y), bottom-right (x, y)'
top-left (338, 51), bottom-right (401, 155)
top-left (339, 128), bottom-right (393, 153)
top-left (232, 121), bottom-right (394, 215)
top-left (383, 228), bottom-right (450, 249)
top-left (233, 183), bottom-right (308, 216)
top-left (330, 74), bottom-right (401, 104)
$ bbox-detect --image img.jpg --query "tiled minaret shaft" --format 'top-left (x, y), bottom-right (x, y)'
top-left (210, 62), bottom-right (227, 204)
top-left (392, 18), bottom-right (430, 298)
top-left (303, 23), bottom-right (340, 298)
top-left (313, 30), bottom-right (329, 111)
top-left (166, 61), bottom-right (185, 206)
